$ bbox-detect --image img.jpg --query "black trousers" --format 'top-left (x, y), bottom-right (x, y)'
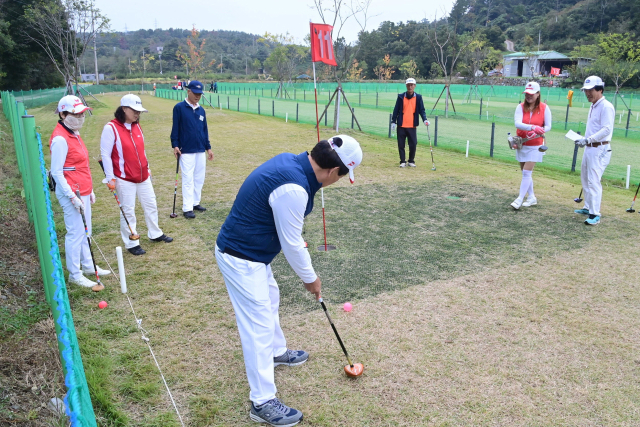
top-left (397, 127), bottom-right (417, 163)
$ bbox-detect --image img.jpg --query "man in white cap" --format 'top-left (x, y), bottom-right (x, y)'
top-left (215, 136), bottom-right (363, 426)
top-left (391, 78), bottom-right (430, 167)
top-left (100, 94), bottom-right (173, 256)
top-left (574, 76), bottom-right (614, 225)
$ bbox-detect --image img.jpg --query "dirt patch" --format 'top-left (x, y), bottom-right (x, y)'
top-left (0, 118), bottom-right (66, 425)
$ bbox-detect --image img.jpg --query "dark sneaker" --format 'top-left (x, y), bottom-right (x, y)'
top-left (274, 349), bottom-right (309, 367)
top-left (183, 211), bottom-right (196, 219)
top-left (250, 398), bottom-right (303, 427)
top-left (151, 234), bottom-right (173, 243)
top-left (127, 245), bottom-right (146, 256)
top-left (193, 204), bottom-right (207, 211)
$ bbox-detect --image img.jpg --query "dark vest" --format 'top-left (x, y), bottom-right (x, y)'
top-left (216, 152), bottom-right (322, 264)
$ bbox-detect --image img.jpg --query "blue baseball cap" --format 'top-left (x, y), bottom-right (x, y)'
top-left (186, 80), bottom-right (204, 94)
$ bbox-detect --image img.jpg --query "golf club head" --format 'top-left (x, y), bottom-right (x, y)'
top-left (538, 145), bottom-right (549, 152)
top-left (574, 197), bottom-right (583, 203)
top-left (626, 208), bottom-right (636, 213)
top-left (432, 167), bottom-right (436, 171)
top-left (344, 363), bottom-right (364, 377)
top-left (169, 213), bottom-right (178, 218)
top-left (129, 234), bottom-right (140, 240)
top-left (92, 283), bottom-right (105, 292)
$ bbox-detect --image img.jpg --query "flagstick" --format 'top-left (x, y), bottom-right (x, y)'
top-left (321, 188), bottom-right (327, 251)
top-left (313, 62), bottom-right (320, 143)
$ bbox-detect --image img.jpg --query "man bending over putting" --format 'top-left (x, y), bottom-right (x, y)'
top-left (215, 136), bottom-right (363, 426)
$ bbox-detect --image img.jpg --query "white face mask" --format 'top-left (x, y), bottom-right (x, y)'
top-left (63, 114), bottom-right (85, 130)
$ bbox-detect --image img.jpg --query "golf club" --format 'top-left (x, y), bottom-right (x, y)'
top-left (574, 189), bottom-right (583, 203)
top-left (75, 190), bottom-right (104, 292)
top-left (96, 159), bottom-right (140, 240)
top-left (627, 183), bottom-right (640, 212)
top-left (170, 154), bottom-right (180, 218)
top-left (318, 298), bottom-right (363, 378)
top-left (427, 124), bottom-right (436, 171)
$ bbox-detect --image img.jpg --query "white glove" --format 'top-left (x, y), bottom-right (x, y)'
top-left (424, 120), bottom-right (430, 126)
top-left (575, 137), bottom-right (589, 147)
top-left (90, 191), bottom-right (96, 204)
top-left (70, 195), bottom-right (84, 213)
top-left (390, 123), bottom-right (397, 132)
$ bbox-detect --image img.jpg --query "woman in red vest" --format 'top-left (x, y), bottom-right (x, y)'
top-left (100, 94), bottom-right (173, 256)
top-left (511, 82), bottom-right (552, 209)
top-left (50, 95), bottom-right (110, 288)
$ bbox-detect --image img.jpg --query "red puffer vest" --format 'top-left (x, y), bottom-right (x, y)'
top-left (516, 102), bottom-right (547, 146)
top-left (106, 119), bottom-right (149, 183)
top-left (49, 123), bottom-right (92, 196)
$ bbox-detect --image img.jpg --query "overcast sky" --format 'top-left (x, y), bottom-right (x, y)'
top-left (96, 0), bottom-right (456, 43)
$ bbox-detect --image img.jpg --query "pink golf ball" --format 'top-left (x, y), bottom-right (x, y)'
top-left (343, 302), bottom-right (353, 312)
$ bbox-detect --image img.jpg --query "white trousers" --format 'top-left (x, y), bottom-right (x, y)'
top-left (581, 145), bottom-right (612, 216)
top-left (214, 246), bottom-right (287, 405)
top-left (56, 192), bottom-right (93, 280)
top-left (116, 177), bottom-right (163, 248)
top-left (180, 152), bottom-right (206, 212)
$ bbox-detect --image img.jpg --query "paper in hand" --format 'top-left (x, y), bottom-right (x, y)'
top-left (565, 130), bottom-right (582, 142)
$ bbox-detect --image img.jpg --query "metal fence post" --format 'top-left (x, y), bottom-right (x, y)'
top-left (388, 114), bottom-right (392, 138)
top-left (237, 97), bottom-right (240, 112)
top-left (351, 108), bottom-right (355, 129)
top-left (626, 109), bottom-right (631, 137)
top-left (258, 99), bottom-right (261, 115)
top-left (272, 100), bottom-right (274, 116)
top-left (571, 132), bottom-right (581, 172)
top-left (479, 98), bottom-right (483, 120)
top-left (490, 120), bottom-right (495, 157)
top-left (296, 103), bottom-right (299, 122)
top-left (359, 92), bottom-right (361, 106)
top-left (565, 103), bottom-right (570, 130)
top-left (434, 116), bottom-right (438, 147)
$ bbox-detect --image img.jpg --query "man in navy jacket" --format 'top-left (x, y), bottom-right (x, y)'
top-left (170, 80), bottom-right (214, 218)
top-left (391, 78), bottom-right (430, 167)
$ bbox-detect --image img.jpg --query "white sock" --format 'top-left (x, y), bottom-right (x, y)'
top-left (519, 170), bottom-right (532, 200)
top-left (527, 175), bottom-right (535, 199)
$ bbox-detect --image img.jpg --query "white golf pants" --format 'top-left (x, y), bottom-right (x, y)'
top-left (214, 246), bottom-right (287, 405)
top-left (180, 152), bottom-right (206, 212)
top-left (581, 145), bottom-right (612, 216)
top-left (115, 177), bottom-right (163, 248)
top-left (56, 192), bottom-right (93, 281)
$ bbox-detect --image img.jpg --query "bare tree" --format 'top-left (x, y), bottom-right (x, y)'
top-left (313, 0), bottom-right (372, 131)
top-left (426, 11), bottom-right (474, 116)
top-left (24, 0), bottom-right (109, 96)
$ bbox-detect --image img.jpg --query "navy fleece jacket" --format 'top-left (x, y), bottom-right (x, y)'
top-left (170, 100), bottom-right (211, 153)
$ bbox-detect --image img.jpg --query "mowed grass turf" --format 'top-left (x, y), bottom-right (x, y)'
top-left (27, 93), bottom-right (640, 426)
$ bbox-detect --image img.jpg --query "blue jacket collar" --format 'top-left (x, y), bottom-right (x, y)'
top-left (296, 152), bottom-right (322, 194)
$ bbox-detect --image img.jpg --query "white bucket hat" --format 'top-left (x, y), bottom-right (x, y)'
top-left (328, 135), bottom-right (363, 184)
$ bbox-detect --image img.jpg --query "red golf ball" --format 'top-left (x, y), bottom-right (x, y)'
top-left (343, 302), bottom-right (352, 312)
top-left (98, 301), bottom-right (108, 309)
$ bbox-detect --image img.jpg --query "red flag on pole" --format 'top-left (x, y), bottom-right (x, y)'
top-left (550, 67), bottom-right (560, 76)
top-left (310, 23), bottom-right (337, 66)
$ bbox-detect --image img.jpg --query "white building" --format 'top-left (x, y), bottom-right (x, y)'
top-left (503, 51), bottom-right (576, 78)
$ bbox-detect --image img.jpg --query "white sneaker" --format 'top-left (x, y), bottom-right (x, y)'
top-left (69, 275), bottom-right (97, 288)
top-left (82, 265), bottom-right (111, 276)
top-left (522, 197), bottom-right (537, 207)
top-left (510, 198), bottom-right (523, 209)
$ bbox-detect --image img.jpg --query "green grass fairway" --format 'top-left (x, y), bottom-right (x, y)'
top-left (22, 92), bottom-right (640, 426)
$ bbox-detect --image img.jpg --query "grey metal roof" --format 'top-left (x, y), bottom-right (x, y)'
top-left (503, 51), bottom-right (570, 60)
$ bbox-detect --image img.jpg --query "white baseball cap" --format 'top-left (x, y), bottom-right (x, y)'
top-left (120, 94), bottom-right (148, 112)
top-left (581, 75), bottom-right (604, 90)
top-left (406, 78), bottom-right (417, 85)
top-left (55, 95), bottom-right (92, 114)
top-left (328, 135), bottom-right (363, 184)
top-left (523, 82), bottom-right (540, 94)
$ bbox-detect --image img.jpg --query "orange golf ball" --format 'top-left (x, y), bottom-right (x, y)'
top-left (98, 301), bottom-right (108, 309)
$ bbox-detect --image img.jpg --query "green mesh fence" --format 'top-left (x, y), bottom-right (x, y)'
top-left (1, 91), bottom-right (97, 427)
top-left (156, 87), bottom-right (640, 185)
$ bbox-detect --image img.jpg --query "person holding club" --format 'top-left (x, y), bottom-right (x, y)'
top-left (100, 94), bottom-right (173, 256)
top-left (510, 81), bottom-right (552, 209)
top-left (391, 78), bottom-right (430, 168)
top-left (170, 80), bottom-right (214, 219)
top-left (49, 95), bottom-right (110, 288)
top-left (215, 136), bottom-right (363, 426)
top-left (574, 76), bottom-right (614, 225)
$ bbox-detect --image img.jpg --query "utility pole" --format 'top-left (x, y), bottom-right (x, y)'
top-left (92, 8), bottom-right (99, 85)
top-left (157, 46), bottom-right (163, 74)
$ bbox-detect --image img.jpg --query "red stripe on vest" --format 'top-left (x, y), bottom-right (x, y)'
top-left (49, 123), bottom-right (92, 196)
top-left (108, 120), bottom-right (149, 183)
top-left (516, 102), bottom-right (546, 146)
